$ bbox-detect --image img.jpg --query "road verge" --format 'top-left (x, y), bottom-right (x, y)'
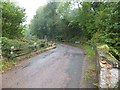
top-left (61, 42), bottom-right (99, 88)
top-left (1, 45), bottom-right (56, 73)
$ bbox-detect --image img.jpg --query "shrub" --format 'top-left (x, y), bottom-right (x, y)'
top-left (40, 43), bottom-right (45, 47)
top-left (1, 37), bottom-right (48, 59)
top-left (109, 47), bottom-right (120, 61)
top-left (1, 37), bottom-right (28, 58)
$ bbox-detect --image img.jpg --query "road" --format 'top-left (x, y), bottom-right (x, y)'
top-left (2, 44), bottom-right (87, 88)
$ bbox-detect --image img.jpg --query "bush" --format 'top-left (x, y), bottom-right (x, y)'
top-left (1, 37), bottom-right (13, 58)
top-left (1, 37), bottom-right (28, 58)
top-left (0, 37), bottom-right (49, 59)
top-left (40, 43), bottom-right (45, 48)
top-left (109, 47), bottom-right (120, 61)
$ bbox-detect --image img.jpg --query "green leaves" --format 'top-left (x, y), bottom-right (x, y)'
top-left (1, 37), bottom-right (47, 58)
top-left (29, 1), bottom-right (120, 60)
top-left (30, 2), bottom-right (61, 39)
top-left (2, 1), bottom-right (26, 39)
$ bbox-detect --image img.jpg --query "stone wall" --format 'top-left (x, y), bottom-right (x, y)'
top-left (97, 45), bottom-right (120, 88)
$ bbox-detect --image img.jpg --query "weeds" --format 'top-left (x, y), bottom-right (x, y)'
top-left (84, 61), bottom-right (99, 87)
top-left (79, 43), bottom-right (95, 59)
top-left (82, 44), bottom-right (98, 87)
top-left (1, 59), bottom-right (16, 72)
top-left (74, 43), bottom-right (98, 87)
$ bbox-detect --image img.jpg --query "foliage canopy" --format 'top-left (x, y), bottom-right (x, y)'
top-left (2, 1), bottom-right (26, 39)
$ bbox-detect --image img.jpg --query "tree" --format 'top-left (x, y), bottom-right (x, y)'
top-left (29, 1), bottom-right (120, 60)
top-left (30, 2), bottom-right (61, 40)
top-left (2, 1), bottom-right (26, 39)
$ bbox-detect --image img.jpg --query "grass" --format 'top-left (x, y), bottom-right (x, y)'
top-left (83, 44), bottom-right (95, 58)
top-left (84, 59), bottom-right (99, 87)
top-left (78, 43), bottom-right (98, 87)
top-left (82, 44), bottom-right (98, 87)
top-left (69, 43), bottom-right (95, 58)
top-left (0, 59), bottom-right (16, 73)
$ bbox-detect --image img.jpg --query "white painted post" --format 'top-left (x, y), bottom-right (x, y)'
top-left (10, 46), bottom-right (14, 55)
top-left (34, 42), bottom-right (37, 50)
top-left (44, 35), bottom-right (47, 47)
top-left (34, 42), bottom-right (37, 46)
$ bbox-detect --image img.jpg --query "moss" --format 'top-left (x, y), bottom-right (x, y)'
top-left (97, 45), bottom-right (118, 62)
top-left (97, 44), bottom-right (109, 52)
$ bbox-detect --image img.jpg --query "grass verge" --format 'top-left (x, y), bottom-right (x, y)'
top-left (66, 42), bottom-right (98, 88)
top-left (1, 59), bottom-right (16, 73)
top-left (82, 44), bottom-right (98, 88)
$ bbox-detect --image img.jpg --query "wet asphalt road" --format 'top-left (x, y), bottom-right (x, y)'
top-left (2, 44), bottom-right (86, 88)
